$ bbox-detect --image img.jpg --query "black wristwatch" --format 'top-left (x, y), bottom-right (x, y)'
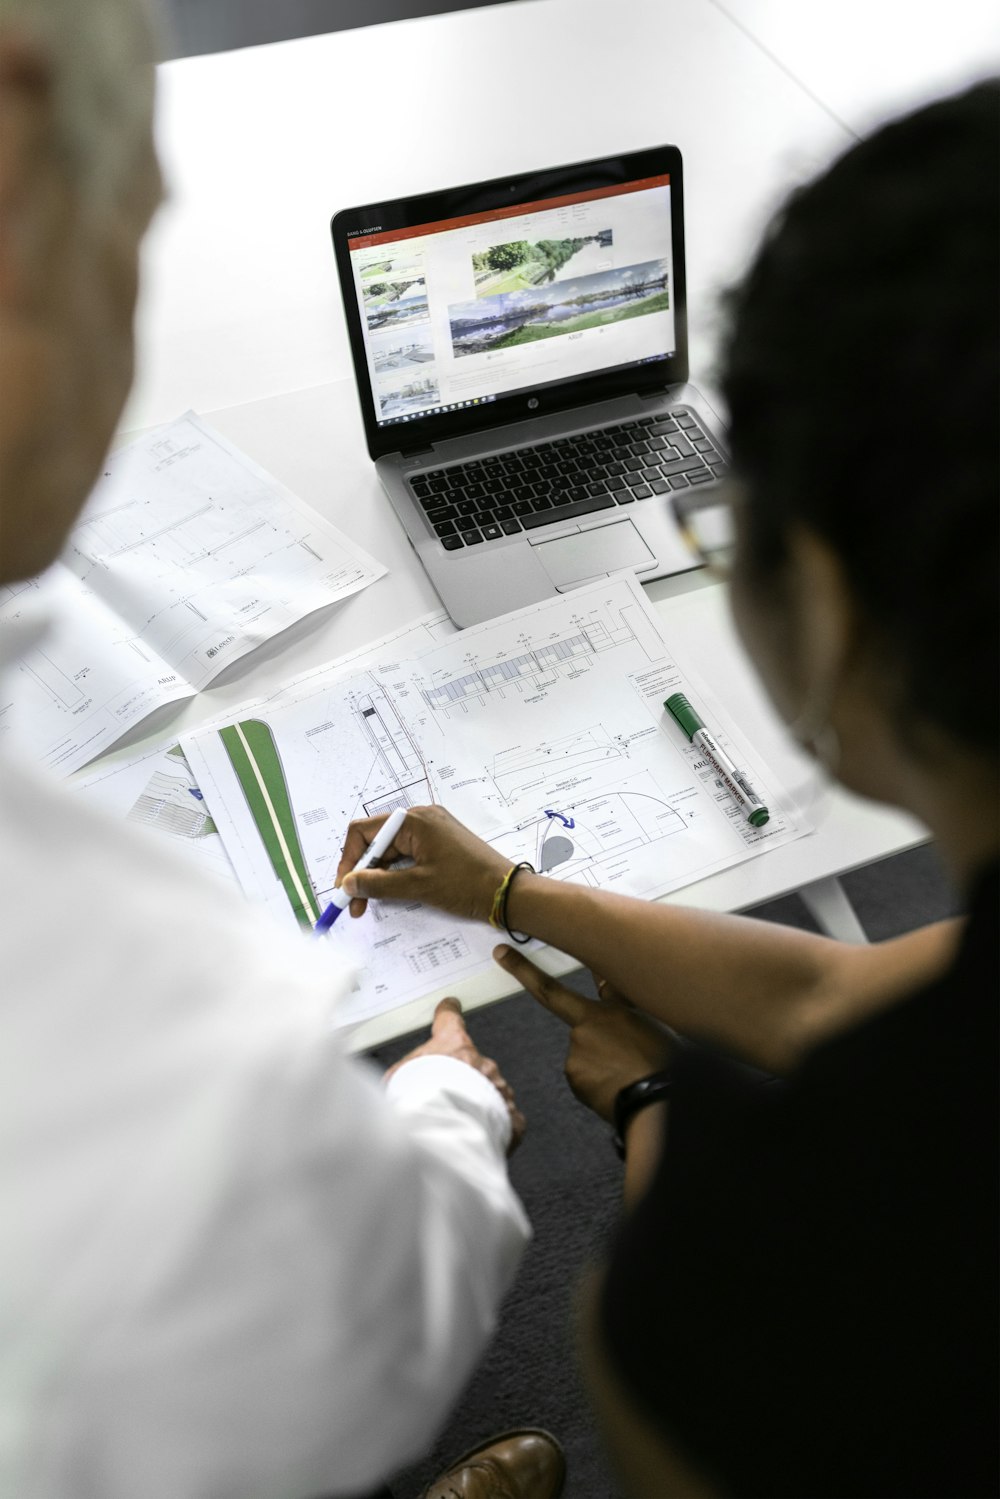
top-left (612, 1070), bottom-right (673, 1159)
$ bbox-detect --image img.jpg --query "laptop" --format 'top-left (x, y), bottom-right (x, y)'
top-left (331, 145), bottom-right (728, 627)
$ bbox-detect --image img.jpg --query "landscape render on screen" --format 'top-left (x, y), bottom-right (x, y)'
top-left (348, 176), bottom-right (676, 424)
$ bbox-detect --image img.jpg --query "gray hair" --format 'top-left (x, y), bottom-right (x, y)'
top-left (0, 0), bottom-right (157, 213)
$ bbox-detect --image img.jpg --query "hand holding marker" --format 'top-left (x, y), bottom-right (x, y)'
top-left (665, 692), bottom-right (769, 827)
top-left (315, 806), bottom-right (408, 933)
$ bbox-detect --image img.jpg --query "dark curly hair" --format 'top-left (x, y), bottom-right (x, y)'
top-left (720, 80), bottom-right (999, 754)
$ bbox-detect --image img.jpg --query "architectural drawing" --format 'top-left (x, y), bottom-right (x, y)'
top-left (0, 412), bottom-right (385, 777)
top-left (208, 681), bottom-right (429, 929)
top-left (422, 632), bottom-right (596, 710)
top-left (18, 649), bottom-right (86, 710)
top-left (73, 738), bottom-right (237, 888)
top-left (183, 576), bottom-right (804, 1030)
top-left (125, 751), bottom-right (218, 840)
top-left (212, 679), bottom-right (435, 929)
top-left (420, 596), bottom-right (659, 714)
top-left (218, 718), bottom-right (320, 927)
top-left (488, 725), bottom-right (627, 804)
top-left (490, 773), bottom-right (689, 889)
top-left (351, 690), bottom-right (430, 817)
top-left (66, 412), bottom-right (386, 671)
top-left (71, 612), bottom-right (458, 904)
top-left (405, 932), bottom-right (473, 979)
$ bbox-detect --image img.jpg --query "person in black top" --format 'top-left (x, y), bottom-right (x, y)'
top-left (336, 81), bottom-right (999, 1498)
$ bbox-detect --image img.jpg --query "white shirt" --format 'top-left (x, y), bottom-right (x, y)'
top-left (0, 714), bottom-right (529, 1496)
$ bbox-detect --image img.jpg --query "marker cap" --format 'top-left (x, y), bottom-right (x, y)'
top-left (664, 692), bottom-right (704, 742)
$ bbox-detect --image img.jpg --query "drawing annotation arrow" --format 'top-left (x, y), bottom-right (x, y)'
top-left (543, 809), bottom-right (576, 829)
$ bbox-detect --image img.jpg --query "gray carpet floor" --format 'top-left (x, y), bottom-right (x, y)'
top-left (367, 842), bottom-right (956, 1498)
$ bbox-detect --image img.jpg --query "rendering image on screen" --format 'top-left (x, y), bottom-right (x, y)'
top-left (348, 174), bottom-right (675, 424)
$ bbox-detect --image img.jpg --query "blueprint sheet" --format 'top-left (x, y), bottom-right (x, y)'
top-left (71, 611), bottom-right (457, 899)
top-left (73, 738), bottom-right (240, 889)
top-left (0, 413), bottom-right (386, 775)
top-left (182, 576), bottom-right (808, 1030)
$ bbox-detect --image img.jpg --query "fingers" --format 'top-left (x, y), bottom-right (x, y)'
top-left (430, 996), bottom-right (466, 1039)
top-left (342, 865), bottom-right (421, 903)
top-left (335, 815), bottom-right (387, 886)
top-left (493, 944), bottom-right (593, 1027)
top-left (506, 1102), bottom-right (527, 1154)
top-left (337, 804), bottom-right (511, 924)
top-left (335, 805), bottom-right (437, 886)
top-left (475, 1049), bottom-right (524, 1153)
top-left (338, 816), bottom-right (390, 916)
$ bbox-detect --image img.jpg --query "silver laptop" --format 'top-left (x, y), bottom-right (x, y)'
top-left (331, 145), bottom-right (727, 627)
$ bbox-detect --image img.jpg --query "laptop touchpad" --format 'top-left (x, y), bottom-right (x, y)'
top-left (533, 520), bottom-right (656, 590)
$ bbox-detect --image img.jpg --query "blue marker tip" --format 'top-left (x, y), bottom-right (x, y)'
top-left (314, 901), bottom-right (344, 934)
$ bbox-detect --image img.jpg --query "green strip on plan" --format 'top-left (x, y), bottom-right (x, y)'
top-left (218, 719), bottom-right (319, 927)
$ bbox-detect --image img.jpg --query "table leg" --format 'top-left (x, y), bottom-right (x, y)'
top-left (797, 875), bottom-right (869, 943)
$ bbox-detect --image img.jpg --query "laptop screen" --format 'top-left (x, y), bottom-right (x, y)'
top-left (332, 146), bottom-right (687, 457)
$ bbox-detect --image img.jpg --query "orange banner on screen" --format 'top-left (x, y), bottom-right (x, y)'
top-left (346, 174), bottom-right (671, 252)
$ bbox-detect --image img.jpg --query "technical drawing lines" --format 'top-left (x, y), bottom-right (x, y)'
top-left (490, 725), bottom-right (625, 804)
top-left (419, 602), bottom-right (650, 712)
top-left (405, 933), bottom-right (472, 977)
top-left (618, 601), bottom-right (664, 663)
top-left (363, 781), bottom-right (428, 819)
top-left (351, 687), bottom-right (434, 815)
top-left (72, 503), bottom-right (214, 561)
top-left (354, 689), bottom-right (424, 781)
top-left (423, 633), bottom-right (596, 710)
top-left (126, 769), bottom-right (216, 839)
top-left (0, 578), bottom-right (41, 604)
top-left (492, 780), bottom-right (689, 880)
top-left (185, 520), bottom-right (273, 566)
top-left (19, 650), bottom-right (85, 709)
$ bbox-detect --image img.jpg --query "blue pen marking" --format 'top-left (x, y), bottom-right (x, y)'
top-left (544, 809), bottom-right (575, 829)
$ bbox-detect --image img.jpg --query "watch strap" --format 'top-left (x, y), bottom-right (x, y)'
top-left (612, 1069), bottom-right (673, 1158)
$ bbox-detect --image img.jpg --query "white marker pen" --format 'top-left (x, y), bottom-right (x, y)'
top-left (315, 805), bottom-right (408, 932)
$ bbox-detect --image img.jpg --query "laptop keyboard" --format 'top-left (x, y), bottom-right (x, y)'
top-left (407, 408), bottom-right (727, 551)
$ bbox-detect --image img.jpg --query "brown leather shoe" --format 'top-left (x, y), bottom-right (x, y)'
top-left (420, 1428), bottom-right (566, 1499)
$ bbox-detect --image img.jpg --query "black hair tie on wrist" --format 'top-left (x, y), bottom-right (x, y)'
top-left (499, 861), bottom-right (534, 944)
top-left (612, 1069), bottom-right (673, 1158)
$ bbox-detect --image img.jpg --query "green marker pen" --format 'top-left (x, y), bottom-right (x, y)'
top-left (665, 692), bottom-right (770, 827)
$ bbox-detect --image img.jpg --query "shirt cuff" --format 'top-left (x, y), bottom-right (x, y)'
top-left (385, 1054), bottom-right (512, 1155)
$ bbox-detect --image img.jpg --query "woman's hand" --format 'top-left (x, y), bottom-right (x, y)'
top-left (336, 805), bottom-right (511, 923)
top-left (493, 944), bottom-right (672, 1123)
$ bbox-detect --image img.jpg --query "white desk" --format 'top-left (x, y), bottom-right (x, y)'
top-left (99, 1), bottom-right (997, 1044)
top-left (102, 377), bottom-right (924, 1049)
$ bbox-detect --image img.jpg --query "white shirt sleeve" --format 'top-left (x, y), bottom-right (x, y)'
top-left (1, 755), bottom-right (530, 1499)
top-left (23, 990), bottom-right (530, 1499)
top-left (387, 1053), bottom-right (515, 1156)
